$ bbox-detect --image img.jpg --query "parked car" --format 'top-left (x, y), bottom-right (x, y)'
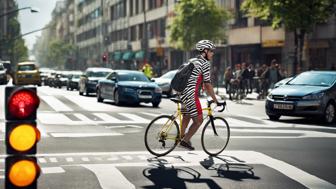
top-left (14, 62), bottom-right (41, 86)
top-left (151, 70), bottom-right (177, 97)
top-left (79, 67), bottom-right (113, 96)
top-left (0, 63), bottom-right (7, 85)
top-left (96, 70), bottom-right (162, 107)
top-left (66, 71), bottom-right (82, 90)
top-left (266, 71), bottom-right (336, 124)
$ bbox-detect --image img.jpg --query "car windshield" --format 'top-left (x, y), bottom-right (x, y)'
top-left (87, 71), bottom-right (110, 77)
top-left (18, 64), bottom-right (36, 71)
top-left (161, 71), bottom-right (177, 79)
top-left (118, 72), bottom-right (149, 82)
top-left (288, 72), bottom-right (336, 87)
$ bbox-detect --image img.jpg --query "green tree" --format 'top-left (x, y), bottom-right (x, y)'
top-left (1, 8), bottom-right (29, 66)
top-left (241, 0), bottom-right (336, 75)
top-left (46, 40), bottom-right (75, 69)
top-left (169, 0), bottom-right (230, 51)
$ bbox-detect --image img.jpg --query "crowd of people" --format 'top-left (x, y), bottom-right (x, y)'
top-left (223, 59), bottom-right (286, 100)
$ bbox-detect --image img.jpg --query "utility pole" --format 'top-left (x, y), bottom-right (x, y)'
top-left (143, 0), bottom-right (148, 65)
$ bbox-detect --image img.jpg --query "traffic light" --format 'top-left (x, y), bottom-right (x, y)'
top-left (4, 86), bottom-right (41, 189)
top-left (102, 54), bottom-right (107, 62)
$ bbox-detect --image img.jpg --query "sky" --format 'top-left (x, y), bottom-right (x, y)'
top-left (17, 0), bottom-right (58, 51)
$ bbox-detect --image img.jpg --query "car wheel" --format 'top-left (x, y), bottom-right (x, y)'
top-left (268, 115), bottom-right (280, 121)
top-left (97, 89), bottom-right (103, 103)
top-left (152, 102), bottom-right (160, 108)
top-left (114, 90), bottom-right (121, 105)
top-left (324, 102), bottom-right (335, 124)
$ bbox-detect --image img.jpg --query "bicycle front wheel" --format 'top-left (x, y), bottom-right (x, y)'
top-left (144, 115), bottom-right (180, 156)
top-left (201, 117), bottom-right (230, 156)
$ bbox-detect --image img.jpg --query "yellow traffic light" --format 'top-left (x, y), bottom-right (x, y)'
top-left (8, 159), bottom-right (39, 187)
top-left (9, 124), bottom-right (40, 152)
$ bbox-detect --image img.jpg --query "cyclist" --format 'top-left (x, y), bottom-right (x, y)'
top-left (180, 40), bottom-right (220, 150)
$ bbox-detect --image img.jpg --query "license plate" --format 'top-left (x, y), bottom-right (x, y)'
top-left (25, 75), bottom-right (32, 78)
top-left (274, 104), bottom-right (293, 110)
top-left (139, 95), bottom-right (152, 99)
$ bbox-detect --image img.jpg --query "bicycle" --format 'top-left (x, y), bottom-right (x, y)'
top-left (144, 97), bottom-right (230, 157)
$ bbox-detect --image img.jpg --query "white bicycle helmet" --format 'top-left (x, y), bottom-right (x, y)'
top-left (195, 40), bottom-right (215, 52)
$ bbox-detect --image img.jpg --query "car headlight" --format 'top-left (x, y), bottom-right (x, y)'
top-left (267, 93), bottom-right (273, 99)
top-left (302, 92), bottom-right (324, 100)
top-left (158, 82), bottom-right (170, 86)
top-left (155, 87), bottom-right (162, 93)
top-left (123, 88), bottom-right (135, 92)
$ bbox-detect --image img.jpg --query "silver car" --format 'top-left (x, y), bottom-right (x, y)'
top-left (152, 70), bottom-right (177, 97)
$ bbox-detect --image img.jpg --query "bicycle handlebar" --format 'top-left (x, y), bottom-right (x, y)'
top-left (207, 98), bottom-right (226, 112)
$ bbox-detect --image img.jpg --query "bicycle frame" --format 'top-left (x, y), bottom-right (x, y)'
top-left (159, 101), bottom-right (215, 142)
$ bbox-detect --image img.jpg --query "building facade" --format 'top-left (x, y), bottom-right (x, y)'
top-left (48, 0), bottom-right (335, 76)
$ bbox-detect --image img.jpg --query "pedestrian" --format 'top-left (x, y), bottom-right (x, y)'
top-left (248, 64), bottom-right (255, 93)
top-left (224, 66), bottom-right (233, 94)
top-left (262, 59), bottom-right (282, 90)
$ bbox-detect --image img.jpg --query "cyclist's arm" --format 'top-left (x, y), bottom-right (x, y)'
top-left (204, 82), bottom-right (218, 104)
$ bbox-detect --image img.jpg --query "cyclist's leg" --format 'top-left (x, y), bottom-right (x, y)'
top-left (181, 114), bottom-right (191, 138)
top-left (182, 96), bottom-right (203, 143)
top-left (183, 114), bottom-right (203, 142)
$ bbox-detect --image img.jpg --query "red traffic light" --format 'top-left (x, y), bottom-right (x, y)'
top-left (8, 88), bottom-right (40, 120)
top-left (102, 54), bottom-right (107, 62)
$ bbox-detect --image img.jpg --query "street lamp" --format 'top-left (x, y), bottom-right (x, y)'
top-left (0, 7), bottom-right (39, 18)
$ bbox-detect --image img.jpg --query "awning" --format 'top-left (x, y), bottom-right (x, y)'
top-left (135, 50), bottom-right (145, 60)
top-left (113, 52), bottom-right (122, 61)
top-left (122, 51), bottom-right (134, 60)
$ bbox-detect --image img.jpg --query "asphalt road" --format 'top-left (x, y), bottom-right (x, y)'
top-left (0, 85), bottom-right (336, 189)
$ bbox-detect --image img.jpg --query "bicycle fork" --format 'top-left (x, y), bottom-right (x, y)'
top-left (209, 115), bottom-right (219, 136)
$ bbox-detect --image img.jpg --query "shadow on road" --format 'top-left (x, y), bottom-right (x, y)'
top-left (200, 155), bottom-right (260, 181)
top-left (142, 156), bottom-right (222, 189)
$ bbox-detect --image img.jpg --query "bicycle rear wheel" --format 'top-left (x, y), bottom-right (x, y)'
top-left (201, 117), bottom-right (230, 156)
top-left (144, 115), bottom-right (180, 156)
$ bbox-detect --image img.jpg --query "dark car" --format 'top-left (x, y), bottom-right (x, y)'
top-left (151, 70), bottom-right (177, 97)
top-left (79, 67), bottom-right (113, 96)
top-left (0, 63), bottom-right (8, 85)
top-left (66, 71), bottom-right (82, 90)
top-left (53, 72), bottom-right (70, 88)
top-left (266, 71), bottom-right (336, 124)
top-left (96, 70), bottom-right (162, 107)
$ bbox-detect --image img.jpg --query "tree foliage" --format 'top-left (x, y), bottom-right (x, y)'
top-left (241, 0), bottom-right (336, 74)
top-left (46, 40), bottom-right (75, 69)
top-left (169, 0), bottom-right (230, 51)
top-left (0, 2), bottom-right (29, 65)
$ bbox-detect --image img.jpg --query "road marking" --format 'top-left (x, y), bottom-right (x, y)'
top-left (107, 157), bottom-right (119, 161)
top-left (104, 125), bottom-right (143, 129)
top-left (38, 158), bottom-right (47, 163)
top-left (140, 112), bottom-right (162, 117)
top-left (229, 129), bottom-right (336, 138)
top-left (49, 132), bottom-right (123, 137)
top-left (81, 164), bottom-right (135, 189)
top-left (65, 95), bottom-right (108, 111)
top-left (49, 158), bottom-right (58, 163)
top-left (73, 113), bottom-right (97, 125)
top-left (40, 96), bottom-right (73, 112)
top-left (48, 150), bottom-right (334, 189)
top-left (38, 113), bottom-right (73, 125)
top-left (42, 167), bottom-right (65, 174)
top-left (119, 113), bottom-right (150, 123)
top-left (94, 113), bottom-right (123, 123)
top-left (137, 155), bottom-right (148, 160)
top-left (82, 157), bottom-right (90, 162)
top-left (66, 157), bottom-right (74, 162)
top-left (121, 155), bottom-right (133, 160)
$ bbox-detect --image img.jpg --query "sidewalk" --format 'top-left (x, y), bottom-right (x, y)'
top-left (213, 87), bottom-right (260, 100)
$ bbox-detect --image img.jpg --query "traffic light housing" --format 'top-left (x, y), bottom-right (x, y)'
top-left (4, 86), bottom-right (41, 189)
top-left (102, 54), bottom-right (107, 62)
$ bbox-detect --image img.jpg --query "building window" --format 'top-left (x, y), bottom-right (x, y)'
top-left (139, 24), bottom-right (144, 40)
top-left (110, 1), bottom-right (126, 20)
top-left (131, 26), bottom-right (136, 41)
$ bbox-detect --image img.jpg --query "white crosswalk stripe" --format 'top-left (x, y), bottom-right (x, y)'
top-left (40, 96), bottom-right (73, 112)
